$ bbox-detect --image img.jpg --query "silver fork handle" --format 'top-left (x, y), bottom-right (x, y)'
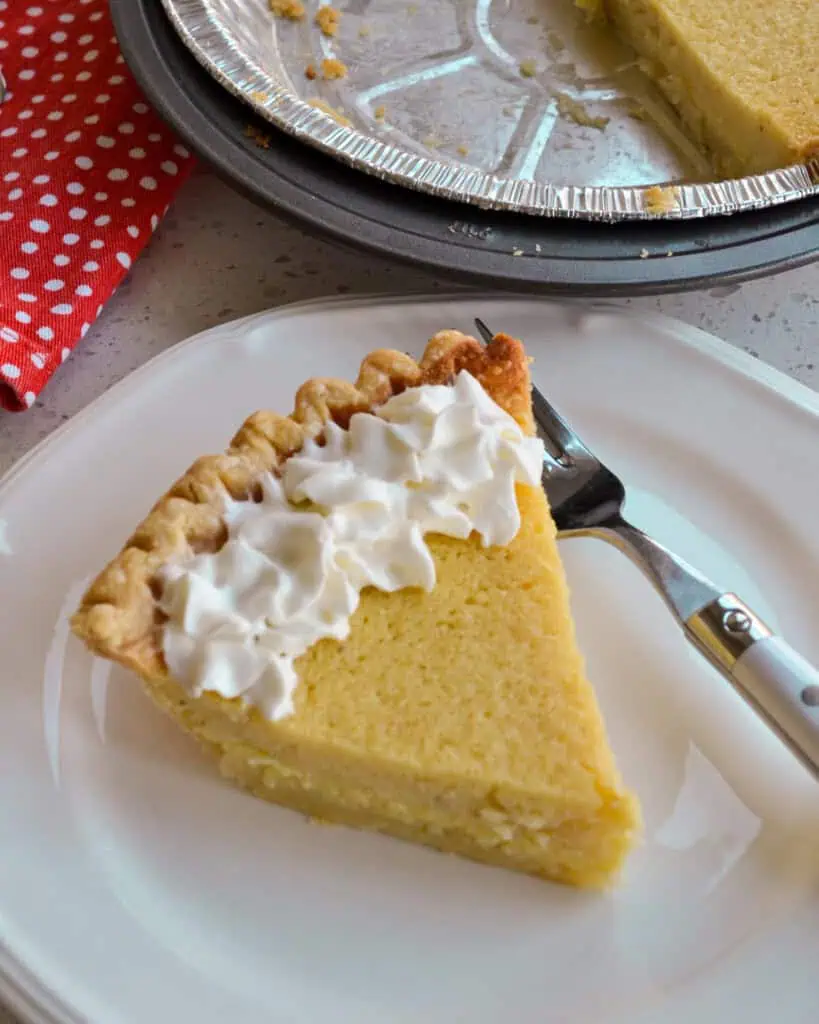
top-left (594, 519), bottom-right (819, 780)
top-left (687, 596), bottom-right (819, 779)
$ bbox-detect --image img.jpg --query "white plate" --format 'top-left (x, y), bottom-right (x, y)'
top-left (1, 296), bottom-right (818, 1024)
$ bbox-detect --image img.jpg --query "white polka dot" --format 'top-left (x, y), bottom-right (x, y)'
top-left (40, 194), bottom-right (58, 207)
top-left (83, 261), bottom-right (99, 272)
top-left (15, 310), bottom-right (31, 324)
top-left (58, 12), bottom-right (74, 23)
top-left (148, 134), bottom-right (161, 143)
top-left (37, 326), bottom-right (54, 341)
top-left (48, 73), bottom-right (63, 83)
top-left (61, 93), bottom-right (77, 104)
top-left (10, 267), bottom-right (29, 279)
top-left (31, 94), bottom-right (45, 104)
top-left (1, 329), bottom-right (20, 344)
top-left (84, 114), bottom-right (99, 125)
top-left (96, 135), bottom-right (115, 149)
top-left (21, 46), bottom-right (37, 58)
top-left (121, 197), bottom-right (136, 208)
top-left (26, 7), bottom-right (44, 16)
top-left (30, 128), bottom-right (46, 139)
top-left (93, 191), bottom-right (108, 201)
top-left (23, 391), bottom-right (36, 408)
top-left (21, 241), bottom-right (38, 253)
top-left (17, 109), bottom-right (34, 120)
top-left (75, 155), bottom-right (93, 169)
top-left (44, 152), bottom-right (59, 162)
top-left (94, 215), bottom-right (111, 227)
top-left (29, 218), bottom-right (49, 233)
top-left (1, 363), bottom-right (21, 379)
top-left (12, 147), bottom-right (28, 158)
top-left (18, 25), bottom-right (35, 36)
top-left (127, 225), bottom-right (139, 239)
top-left (75, 284), bottom-right (93, 297)
top-left (44, 279), bottom-right (64, 291)
top-left (90, 9), bottom-right (103, 19)
top-left (46, 111), bottom-right (63, 121)
top-left (66, 182), bottom-right (84, 195)
top-left (117, 122), bottom-right (134, 135)
top-left (18, 293), bottom-right (37, 303)
top-left (62, 233), bottom-right (79, 245)
top-left (50, 30), bottom-right (67, 43)
top-left (55, 51), bottom-right (69, 63)
top-left (50, 303), bottom-right (73, 315)
top-left (18, 69), bottom-right (35, 81)
top-left (95, 92), bottom-right (110, 103)
top-left (140, 176), bottom-right (157, 191)
top-left (116, 252), bottom-right (132, 269)
top-left (78, 33), bottom-right (93, 45)
top-left (61, 346), bottom-right (70, 360)
top-left (54, 253), bottom-right (70, 266)
top-left (3, 172), bottom-right (19, 182)
top-left (107, 168), bottom-right (128, 181)
top-left (30, 353), bottom-right (45, 369)
top-left (161, 161), bottom-right (178, 176)
top-left (128, 148), bottom-right (145, 160)
top-left (173, 144), bottom-right (191, 159)
top-left (81, 322), bottom-right (91, 338)
top-left (0, 212), bottom-right (14, 222)
top-left (0, 127), bottom-right (17, 138)
top-left (133, 102), bottom-right (148, 114)
top-left (89, 239), bottom-right (104, 250)
top-left (69, 207), bottom-right (87, 220)
top-left (65, 130), bottom-right (82, 143)
top-left (76, 70), bottom-right (91, 82)
top-left (33, 172), bottom-right (49, 185)
top-left (7, 188), bottom-right (22, 200)
top-left (108, 75), bottom-right (125, 85)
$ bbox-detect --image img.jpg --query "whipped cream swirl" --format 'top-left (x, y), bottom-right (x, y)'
top-left (160, 370), bottom-right (545, 719)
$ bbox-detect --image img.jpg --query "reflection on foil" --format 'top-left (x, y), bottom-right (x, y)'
top-left (42, 578), bottom-right (90, 789)
top-left (654, 743), bottom-right (761, 893)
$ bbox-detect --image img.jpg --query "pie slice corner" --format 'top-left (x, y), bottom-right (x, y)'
top-left (71, 328), bottom-right (641, 890)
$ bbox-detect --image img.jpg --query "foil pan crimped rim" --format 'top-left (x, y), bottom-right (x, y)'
top-left (160, 0), bottom-right (819, 222)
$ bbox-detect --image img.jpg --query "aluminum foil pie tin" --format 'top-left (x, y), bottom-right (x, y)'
top-left (160, 0), bottom-right (819, 221)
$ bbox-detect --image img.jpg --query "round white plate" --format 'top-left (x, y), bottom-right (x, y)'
top-left (1, 296), bottom-right (818, 1024)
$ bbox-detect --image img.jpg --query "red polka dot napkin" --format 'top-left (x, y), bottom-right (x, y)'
top-left (0, 0), bottom-right (196, 411)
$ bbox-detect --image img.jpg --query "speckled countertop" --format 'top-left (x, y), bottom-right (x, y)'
top-left (0, 169), bottom-right (817, 1024)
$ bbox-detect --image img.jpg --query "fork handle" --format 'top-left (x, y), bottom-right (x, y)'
top-left (687, 594), bottom-right (819, 778)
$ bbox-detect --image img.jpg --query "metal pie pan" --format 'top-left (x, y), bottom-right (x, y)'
top-left (111, 0), bottom-right (819, 295)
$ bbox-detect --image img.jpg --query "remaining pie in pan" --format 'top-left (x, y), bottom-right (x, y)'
top-left (71, 329), bottom-right (641, 889)
top-left (595, 0), bottom-right (819, 177)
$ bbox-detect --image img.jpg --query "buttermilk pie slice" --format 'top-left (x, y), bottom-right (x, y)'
top-left (71, 330), bottom-right (640, 889)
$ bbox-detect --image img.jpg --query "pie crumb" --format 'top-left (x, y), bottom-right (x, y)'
top-left (556, 92), bottom-right (609, 130)
top-left (519, 59), bottom-right (537, 78)
top-left (456, 144), bottom-right (469, 156)
top-left (250, 90), bottom-right (269, 103)
top-left (244, 124), bottom-right (271, 149)
top-left (374, 105), bottom-right (387, 120)
top-left (358, 24), bottom-right (371, 37)
top-left (315, 5), bottom-right (341, 36)
top-left (644, 185), bottom-right (681, 215)
top-left (269, 0), bottom-right (305, 20)
top-left (305, 63), bottom-right (317, 80)
top-left (321, 57), bottom-right (348, 81)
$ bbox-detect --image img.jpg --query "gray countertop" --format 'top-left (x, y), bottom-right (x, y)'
top-left (0, 169), bottom-right (817, 1024)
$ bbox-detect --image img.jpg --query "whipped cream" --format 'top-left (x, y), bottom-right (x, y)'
top-left (160, 370), bottom-right (545, 719)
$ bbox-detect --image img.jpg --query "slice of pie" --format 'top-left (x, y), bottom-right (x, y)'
top-left (71, 329), bottom-right (640, 889)
top-left (592, 0), bottom-right (818, 177)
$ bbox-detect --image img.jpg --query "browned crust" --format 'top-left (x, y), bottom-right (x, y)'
top-left (70, 330), bottom-right (534, 681)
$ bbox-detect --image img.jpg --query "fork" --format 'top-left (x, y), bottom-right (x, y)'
top-left (474, 318), bottom-right (819, 780)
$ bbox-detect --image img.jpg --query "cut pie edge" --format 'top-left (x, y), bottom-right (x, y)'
top-left (70, 329), bottom-right (534, 679)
